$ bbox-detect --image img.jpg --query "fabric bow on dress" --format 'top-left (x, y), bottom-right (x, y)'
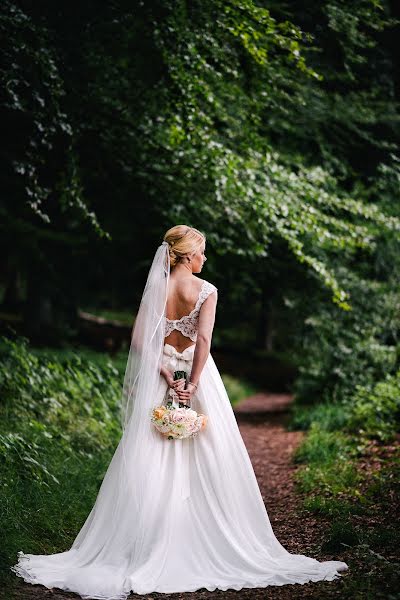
top-left (163, 343), bottom-right (195, 407)
top-left (163, 343), bottom-right (195, 368)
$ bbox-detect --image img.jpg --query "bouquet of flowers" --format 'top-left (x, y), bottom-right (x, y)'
top-left (151, 370), bottom-right (208, 439)
top-left (151, 404), bottom-right (208, 439)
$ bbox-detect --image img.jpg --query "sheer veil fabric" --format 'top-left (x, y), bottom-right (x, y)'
top-left (11, 241), bottom-right (348, 599)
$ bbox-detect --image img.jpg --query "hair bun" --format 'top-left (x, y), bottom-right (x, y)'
top-left (169, 247), bottom-right (178, 267)
top-left (163, 225), bottom-right (205, 269)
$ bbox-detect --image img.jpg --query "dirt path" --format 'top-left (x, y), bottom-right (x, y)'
top-left (12, 393), bottom-right (347, 600)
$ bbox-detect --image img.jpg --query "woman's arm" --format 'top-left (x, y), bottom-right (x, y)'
top-left (190, 291), bottom-right (218, 385)
top-left (177, 291), bottom-right (217, 400)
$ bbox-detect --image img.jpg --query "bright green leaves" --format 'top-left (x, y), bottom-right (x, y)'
top-left (145, 0), bottom-right (398, 309)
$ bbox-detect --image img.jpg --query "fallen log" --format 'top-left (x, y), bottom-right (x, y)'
top-left (77, 310), bottom-right (132, 353)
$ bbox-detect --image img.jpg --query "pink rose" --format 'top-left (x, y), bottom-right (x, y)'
top-left (171, 409), bottom-right (186, 424)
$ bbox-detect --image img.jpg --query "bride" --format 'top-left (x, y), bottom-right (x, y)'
top-left (12, 224), bottom-right (348, 599)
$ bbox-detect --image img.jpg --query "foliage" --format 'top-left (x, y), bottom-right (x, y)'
top-left (290, 400), bottom-right (351, 432)
top-left (292, 371), bottom-right (400, 443)
top-left (267, 1), bottom-right (399, 177)
top-left (1, 0), bottom-right (399, 330)
top-left (0, 336), bottom-right (122, 478)
top-left (0, 335), bottom-right (123, 588)
top-left (220, 373), bottom-right (257, 406)
top-left (290, 266), bottom-right (399, 406)
top-left (291, 264), bottom-right (400, 597)
top-left (348, 370), bottom-right (400, 442)
top-left (0, 0), bottom-right (107, 232)
top-left (143, 0), bottom-right (400, 308)
top-left (294, 423), bottom-right (361, 517)
top-left (293, 422), bottom-right (400, 599)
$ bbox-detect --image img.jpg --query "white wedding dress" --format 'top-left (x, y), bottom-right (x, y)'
top-left (12, 279), bottom-right (348, 599)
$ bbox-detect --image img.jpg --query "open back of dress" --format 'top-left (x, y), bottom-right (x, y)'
top-left (164, 279), bottom-right (218, 351)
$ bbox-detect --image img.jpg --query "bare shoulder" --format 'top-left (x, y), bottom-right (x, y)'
top-left (167, 276), bottom-right (203, 307)
top-left (168, 277), bottom-right (217, 303)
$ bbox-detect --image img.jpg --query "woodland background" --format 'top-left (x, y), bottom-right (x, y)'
top-left (1, 1), bottom-right (399, 598)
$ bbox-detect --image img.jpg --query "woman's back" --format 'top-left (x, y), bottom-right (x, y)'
top-left (164, 277), bottom-right (217, 352)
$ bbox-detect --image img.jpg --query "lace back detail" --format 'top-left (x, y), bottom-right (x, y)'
top-left (164, 280), bottom-right (218, 342)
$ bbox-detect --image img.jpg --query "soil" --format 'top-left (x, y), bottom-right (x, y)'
top-left (10, 393), bottom-right (349, 600)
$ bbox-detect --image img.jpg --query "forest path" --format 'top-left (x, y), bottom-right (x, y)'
top-left (12, 393), bottom-right (346, 600)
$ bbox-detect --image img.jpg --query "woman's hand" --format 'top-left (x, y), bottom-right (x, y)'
top-left (176, 382), bottom-right (197, 404)
top-left (163, 369), bottom-right (186, 393)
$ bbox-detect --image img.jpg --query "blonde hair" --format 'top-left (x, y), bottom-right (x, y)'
top-left (163, 225), bottom-right (206, 268)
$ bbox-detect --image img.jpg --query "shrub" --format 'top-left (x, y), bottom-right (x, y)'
top-left (0, 336), bottom-right (126, 590)
top-left (347, 370), bottom-right (400, 442)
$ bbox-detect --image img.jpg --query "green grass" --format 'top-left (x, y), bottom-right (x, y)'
top-left (29, 343), bottom-right (129, 378)
top-left (290, 400), bottom-right (351, 432)
top-left (221, 373), bottom-right (257, 406)
top-left (291, 399), bottom-right (400, 599)
top-left (294, 424), bottom-right (363, 517)
top-left (0, 336), bottom-right (123, 592)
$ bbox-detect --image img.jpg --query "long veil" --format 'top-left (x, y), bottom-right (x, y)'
top-left (120, 240), bottom-right (170, 430)
top-left (68, 240), bottom-right (171, 577)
